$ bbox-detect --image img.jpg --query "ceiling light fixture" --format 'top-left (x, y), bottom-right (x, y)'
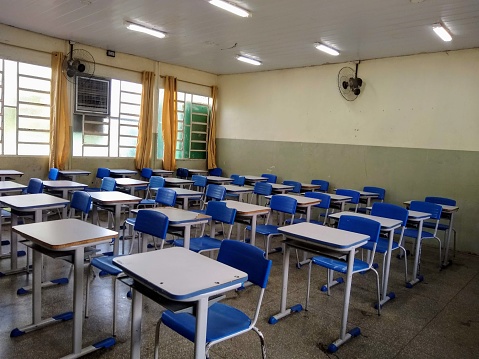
top-left (432, 23), bottom-right (452, 42)
top-left (314, 43), bottom-right (340, 56)
top-left (125, 21), bottom-right (166, 39)
top-left (209, 0), bottom-right (251, 18)
top-left (236, 55), bottom-right (261, 66)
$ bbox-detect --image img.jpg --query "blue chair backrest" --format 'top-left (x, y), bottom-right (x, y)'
top-left (155, 188), bottom-right (177, 207)
top-left (101, 177), bottom-right (116, 191)
top-left (205, 184), bottom-right (226, 201)
top-left (371, 202), bottom-right (408, 226)
top-left (304, 191), bottom-right (331, 210)
top-left (48, 168), bottom-right (59, 180)
top-left (176, 168), bottom-right (189, 178)
top-left (96, 167), bottom-right (110, 179)
top-left (338, 215), bottom-right (381, 245)
top-left (208, 167), bottom-right (222, 176)
top-left (70, 191), bottom-right (92, 215)
top-left (217, 240), bottom-right (272, 289)
top-left (254, 182), bottom-right (272, 196)
top-left (230, 174), bottom-right (246, 186)
top-left (149, 176), bottom-right (166, 189)
top-left (261, 173), bottom-right (277, 183)
top-left (134, 210), bottom-right (169, 239)
top-left (283, 180), bottom-right (301, 193)
top-left (205, 201), bottom-right (237, 224)
top-left (336, 189), bottom-right (360, 204)
top-left (26, 178), bottom-right (44, 194)
top-left (410, 201), bottom-right (442, 220)
top-left (270, 195), bottom-right (297, 215)
top-left (141, 168), bottom-right (153, 180)
top-left (363, 186), bottom-right (386, 201)
top-left (192, 175), bottom-right (207, 188)
top-left (425, 196), bottom-right (456, 206)
top-left (311, 179), bottom-right (329, 192)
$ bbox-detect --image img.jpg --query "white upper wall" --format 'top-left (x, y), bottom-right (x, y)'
top-left (217, 49), bottom-right (479, 151)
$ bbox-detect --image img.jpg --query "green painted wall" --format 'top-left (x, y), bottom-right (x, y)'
top-left (217, 138), bottom-right (479, 254)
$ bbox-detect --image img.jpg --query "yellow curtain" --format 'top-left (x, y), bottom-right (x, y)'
top-left (161, 76), bottom-right (178, 171)
top-left (207, 86), bottom-right (218, 169)
top-left (49, 52), bottom-right (71, 170)
top-left (134, 71), bottom-right (156, 170)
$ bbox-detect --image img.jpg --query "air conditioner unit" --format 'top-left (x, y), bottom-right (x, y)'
top-left (75, 76), bottom-right (110, 115)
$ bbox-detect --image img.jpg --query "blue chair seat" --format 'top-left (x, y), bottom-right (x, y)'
top-left (162, 302), bottom-right (251, 343)
top-left (138, 199), bottom-right (156, 207)
top-left (90, 256), bottom-right (122, 276)
top-left (398, 228), bottom-right (436, 239)
top-left (173, 236), bottom-right (222, 253)
top-left (423, 221), bottom-right (449, 231)
top-left (311, 256), bottom-right (370, 273)
top-left (362, 237), bottom-right (400, 254)
top-left (245, 224), bottom-right (279, 236)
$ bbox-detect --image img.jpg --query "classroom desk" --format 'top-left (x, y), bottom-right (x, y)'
top-left (114, 178), bottom-right (149, 195)
top-left (187, 168), bottom-right (208, 176)
top-left (168, 188), bottom-right (203, 210)
top-left (58, 170), bottom-right (91, 182)
top-left (404, 209), bottom-right (431, 287)
top-left (89, 191), bottom-right (141, 255)
top-left (222, 184), bottom-right (254, 202)
top-left (151, 169), bottom-right (174, 177)
top-left (300, 183), bottom-right (321, 192)
top-left (0, 181), bottom-right (27, 258)
top-left (271, 183), bottom-right (294, 194)
top-left (0, 193), bottom-right (70, 275)
top-left (329, 193), bottom-right (354, 211)
top-left (328, 211), bottom-right (402, 307)
top-left (0, 170), bottom-right (24, 181)
top-left (110, 169), bottom-right (138, 178)
top-left (164, 177), bottom-right (194, 188)
top-left (221, 200), bottom-right (270, 246)
top-left (244, 175), bottom-right (268, 185)
top-left (272, 222), bottom-right (369, 353)
top-left (404, 200), bottom-right (459, 268)
top-left (206, 176), bottom-right (234, 185)
top-left (113, 247), bottom-right (247, 359)
top-left (11, 219), bottom-right (118, 358)
top-left (42, 180), bottom-right (88, 216)
top-left (130, 207), bottom-right (210, 250)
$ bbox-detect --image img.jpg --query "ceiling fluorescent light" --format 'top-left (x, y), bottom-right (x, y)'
top-left (126, 22), bottom-right (166, 39)
top-left (433, 23), bottom-right (452, 42)
top-left (236, 55), bottom-right (261, 66)
top-left (209, 0), bottom-right (251, 18)
top-left (314, 43), bottom-right (340, 56)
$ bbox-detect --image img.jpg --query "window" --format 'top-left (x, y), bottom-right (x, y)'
top-left (0, 59), bottom-right (51, 155)
top-left (73, 79), bottom-right (141, 157)
top-left (157, 91), bottom-right (211, 160)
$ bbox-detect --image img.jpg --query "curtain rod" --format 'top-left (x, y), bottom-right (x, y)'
top-left (159, 75), bottom-right (213, 88)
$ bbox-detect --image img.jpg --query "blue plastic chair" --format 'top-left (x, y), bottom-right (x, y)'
top-left (48, 168), bottom-right (59, 180)
top-left (250, 182), bottom-right (273, 206)
top-left (140, 167), bottom-right (153, 180)
top-left (86, 210), bottom-right (169, 336)
top-left (286, 192), bottom-right (332, 226)
top-left (208, 167), bottom-right (222, 176)
top-left (173, 201), bottom-right (237, 254)
top-left (399, 200), bottom-right (443, 268)
top-left (194, 184), bottom-right (226, 214)
top-left (192, 175), bottom-right (207, 193)
top-left (333, 189), bottom-right (361, 212)
top-left (261, 173), bottom-right (277, 183)
top-left (68, 191), bottom-right (92, 221)
top-left (424, 196), bottom-right (457, 258)
top-left (139, 176), bottom-right (166, 207)
top-left (86, 167), bottom-right (111, 192)
top-left (156, 240), bottom-right (272, 359)
top-left (225, 175), bottom-right (246, 201)
top-left (362, 203), bottom-right (409, 283)
top-left (176, 167), bottom-right (189, 179)
top-left (245, 195), bottom-right (297, 258)
top-left (311, 179), bottom-right (329, 193)
top-left (282, 180), bottom-right (301, 193)
top-left (306, 215), bottom-right (382, 315)
top-left (25, 178), bottom-right (44, 194)
top-left (357, 186), bottom-right (386, 213)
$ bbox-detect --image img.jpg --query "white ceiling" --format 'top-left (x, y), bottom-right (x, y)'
top-left (1, 0), bottom-right (478, 75)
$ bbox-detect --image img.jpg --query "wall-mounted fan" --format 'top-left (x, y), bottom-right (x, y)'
top-left (62, 42), bottom-right (95, 82)
top-left (338, 63), bottom-right (363, 101)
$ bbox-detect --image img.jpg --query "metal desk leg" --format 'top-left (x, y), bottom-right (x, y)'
top-left (269, 244), bottom-right (303, 324)
top-left (130, 289), bottom-right (143, 359)
top-left (379, 229), bottom-right (396, 307)
top-left (327, 248), bottom-right (361, 353)
top-left (442, 213), bottom-right (455, 268)
top-left (194, 298), bottom-right (208, 359)
top-left (249, 215), bottom-right (258, 246)
top-left (407, 220), bottom-right (425, 287)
